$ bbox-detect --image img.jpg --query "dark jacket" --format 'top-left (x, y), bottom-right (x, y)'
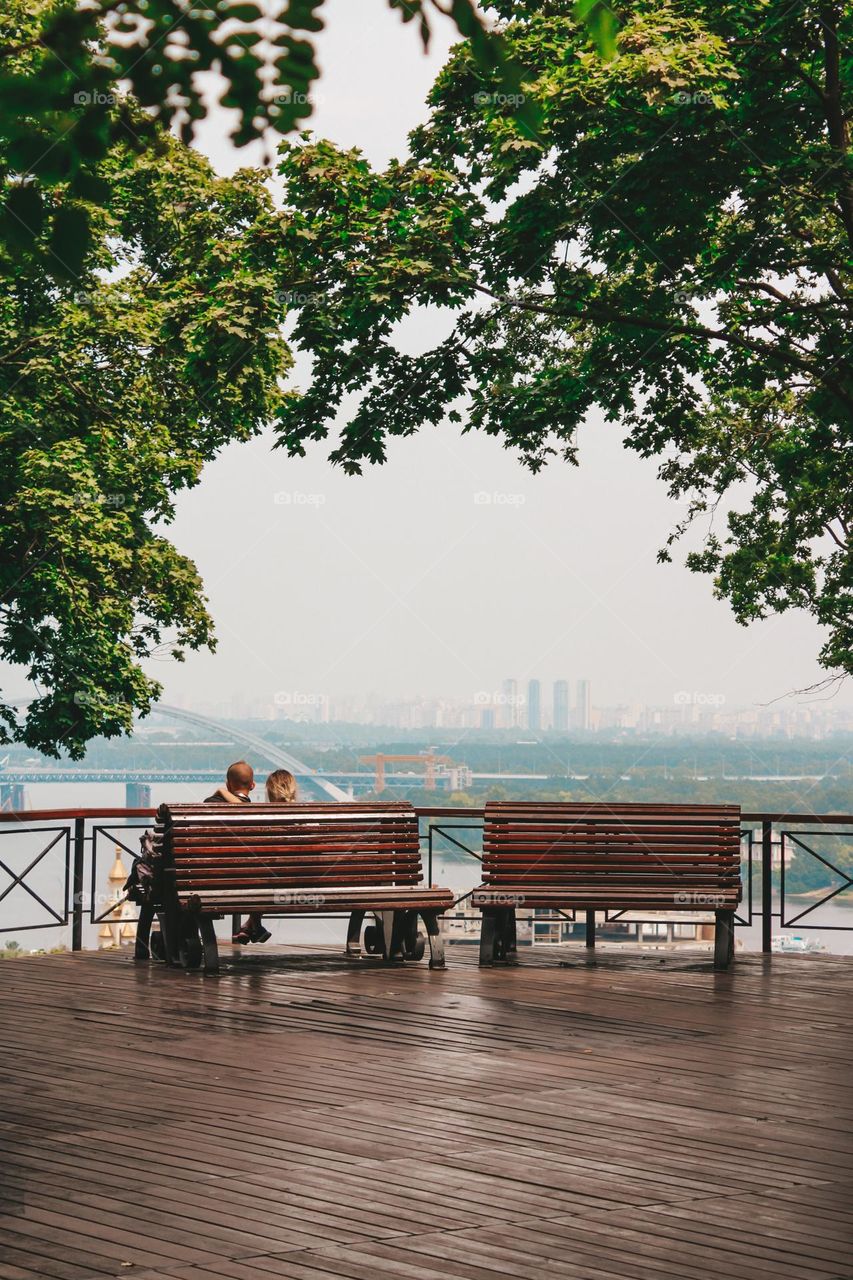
top-left (203, 790), bottom-right (251, 804)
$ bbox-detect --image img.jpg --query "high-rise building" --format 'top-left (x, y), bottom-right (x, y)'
top-left (502, 678), bottom-right (521, 729)
top-left (480, 707), bottom-right (496, 730)
top-left (576, 679), bottom-right (592, 731)
top-left (553, 679), bottom-right (569, 732)
top-left (527, 679), bottom-right (541, 732)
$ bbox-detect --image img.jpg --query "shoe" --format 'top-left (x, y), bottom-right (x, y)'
top-left (251, 926), bottom-right (272, 944)
top-left (232, 929), bottom-right (252, 945)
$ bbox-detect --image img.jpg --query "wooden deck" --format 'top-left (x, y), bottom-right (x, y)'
top-left (1, 942), bottom-right (852, 1280)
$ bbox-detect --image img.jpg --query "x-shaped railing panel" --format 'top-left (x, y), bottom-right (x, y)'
top-left (781, 831), bottom-right (853, 929)
top-left (0, 827), bottom-right (70, 929)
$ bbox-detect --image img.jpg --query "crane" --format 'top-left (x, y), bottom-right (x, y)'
top-left (358, 750), bottom-right (456, 793)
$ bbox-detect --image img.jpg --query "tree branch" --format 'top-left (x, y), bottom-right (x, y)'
top-left (472, 283), bottom-right (853, 411)
top-left (820, 5), bottom-right (853, 245)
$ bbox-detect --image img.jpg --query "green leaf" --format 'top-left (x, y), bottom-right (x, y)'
top-left (4, 184), bottom-right (45, 246)
top-left (574, 0), bottom-right (618, 61)
top-left (48, 206), bottom-right (92, 280)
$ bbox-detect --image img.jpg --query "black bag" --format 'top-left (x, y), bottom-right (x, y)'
top-left (124, 829), bottom-right (158, 905)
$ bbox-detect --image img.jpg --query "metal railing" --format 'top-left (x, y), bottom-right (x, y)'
top-left (421, 807), bottom-right (853, 951)
top-left (0, 805), bottom-right (851, 952)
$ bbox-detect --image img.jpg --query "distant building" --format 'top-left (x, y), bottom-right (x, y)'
top-left (576, 679), bottom-right (592, 731)
top-left (502, 678), bottom-right (521, 729)
top-left (553, 680), bottom-right (569, 732)
top-left (527, 679), bottom-right (541, 732)
top-left (480, 707), bottom-right (496, 730)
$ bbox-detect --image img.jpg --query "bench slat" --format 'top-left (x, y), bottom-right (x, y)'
top-left (475, 801), bottom-right (742, 905)
top-left (157, 800), bottom-right (449, 923)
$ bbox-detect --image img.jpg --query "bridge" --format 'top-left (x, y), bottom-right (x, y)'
top-left (2, 703), bottom-right (351, 808)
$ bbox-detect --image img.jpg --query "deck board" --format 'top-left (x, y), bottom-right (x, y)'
top-left (1, 944), bottom-right (852, 1279)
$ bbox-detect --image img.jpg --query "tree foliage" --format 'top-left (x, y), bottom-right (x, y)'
top-left (0, 0), bottom-right (555, 275)
top-left (275, 0), bottom-right (853, 679)
top-left (0, 127), bottom-right (288, 756)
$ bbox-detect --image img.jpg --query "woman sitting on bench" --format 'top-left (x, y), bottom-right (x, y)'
top-left (234, 769), bottom-right (298, 944)
top-left (206, 765), bottom-right (298, 945)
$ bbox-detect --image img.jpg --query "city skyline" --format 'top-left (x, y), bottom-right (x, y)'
top-left (149, 681), bottom-right (852, 740)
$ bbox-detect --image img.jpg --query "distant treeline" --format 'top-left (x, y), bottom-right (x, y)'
top-left (26, 723), bottom-right (850, 774)
top-left (9, 723), bottom-right (850, 819)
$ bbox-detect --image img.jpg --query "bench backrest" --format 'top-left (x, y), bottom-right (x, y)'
top-left (156, 801), bottom-right (423, 894)
top-left (482, 802), bottom-right (742, 891)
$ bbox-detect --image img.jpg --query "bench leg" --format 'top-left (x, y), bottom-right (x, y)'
top-left (199, 916), bottom-right (220, 975)
top-left (346, 910), bottom-right (365, 956)
top-left (505, 908), bottom-right (518, 956)
top-left (134, 901), bottom-right (155, 960)
top-left (390, 910), bottom-right (411, 960)
top-left (400, 910), bottom-right (426, 961)
top-left (585, 909), bottom-right (596, 949)
top-left (161, 898), bottom-right (184, 967)
top-left (149, 913), bottom-right (167, 962)
top-left (422, 911), bottom-right (445, 969)
top-left (178, 914), bottom-right (204, 970)
top-left (380, 910), bottom-right (395, 963)
top-left (714, 909), bottom-right (735, 970)
top-left (479, 910), bottom-right (497, 966)
top-left (497, 908), bottom-right (518, 963)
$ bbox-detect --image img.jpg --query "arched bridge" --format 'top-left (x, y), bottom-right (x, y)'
top-left (2, 702), bottom-right (350, 806)
top-left (152, 705), bottom-right (349, 801)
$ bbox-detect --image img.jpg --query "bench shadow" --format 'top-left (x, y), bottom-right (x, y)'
top-left (553, 947), bottom-right (726, 972)
top-left (215, 947), bottom-right (406, 976)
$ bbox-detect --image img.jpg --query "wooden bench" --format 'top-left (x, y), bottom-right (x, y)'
top-left (141, 801), bottom-right (453, 973)
top-left (472, 802), bottom-right (742, 969)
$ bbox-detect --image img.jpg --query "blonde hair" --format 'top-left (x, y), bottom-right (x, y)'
top-left (265, 769), bottom-right (298, 803)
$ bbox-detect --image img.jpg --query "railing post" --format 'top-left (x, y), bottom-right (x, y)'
top-left (427, 822), bottom-right (433, 886)
top-left (762, 819), bottom-right (773, 953)
top-left (72, 816), bottom-right (85, 951)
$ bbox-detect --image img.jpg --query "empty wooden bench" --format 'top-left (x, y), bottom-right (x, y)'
top-left (143, 801), bottom-right (453, 973)
top-left (472, 802), bottom-right (743, 969)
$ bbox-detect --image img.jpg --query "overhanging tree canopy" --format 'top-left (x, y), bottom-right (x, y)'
top-left (0, 129), bottom-right (288, 756)
top-left (274, 0), bottom-right (853, 679)
top-left (0, 0), bottom-right (552, 275)
top-left (0, 0), bottom-right (612, 758)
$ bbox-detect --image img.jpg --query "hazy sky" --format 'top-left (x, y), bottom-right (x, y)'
top-left (11, 2), bottom-right (851, 718)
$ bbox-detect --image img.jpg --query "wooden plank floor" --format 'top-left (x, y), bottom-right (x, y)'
top-left (1, 942), bottom-right (852, 1280)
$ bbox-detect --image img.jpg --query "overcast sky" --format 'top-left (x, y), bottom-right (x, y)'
top-left (12, 2), bottom-right (851, 718)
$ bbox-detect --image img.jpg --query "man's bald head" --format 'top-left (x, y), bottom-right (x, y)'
top-left (226, 760), bottom-right (255, 793)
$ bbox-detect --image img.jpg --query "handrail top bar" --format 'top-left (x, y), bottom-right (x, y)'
top-left (417, 807), bottom-right (853, 823)
top-left (0, 808), bottom-right (157, 819)
top-left (0, 805), bottom-right (852, 824)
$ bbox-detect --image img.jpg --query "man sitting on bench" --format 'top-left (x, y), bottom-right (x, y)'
top-left (203, 760), bottom-right (271, 946)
